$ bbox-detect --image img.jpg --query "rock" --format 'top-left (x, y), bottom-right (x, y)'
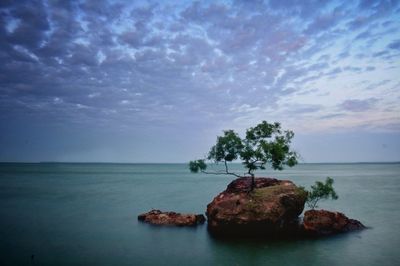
top-left (206, 177), bottom-right (307, 236)
top-left (138, 209), bottom-right (206, 226)
top-left (303, 209), bottom-right (365, 236)
top-left (226, 177), bottom-right (284, 193)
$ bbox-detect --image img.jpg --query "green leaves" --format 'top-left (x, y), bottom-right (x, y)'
top-left (189, 160), bottom-right (207, 173)
top-left (208, 130), bottom-right (243, 162)
top-left (189, 121), bottom-right (299, 179)
top-left (306, 177), bottom-right (338, 209)
top-left (241, 121), bottom-right (298, 174)
top-left (245, 121), bottom-right (281, 142)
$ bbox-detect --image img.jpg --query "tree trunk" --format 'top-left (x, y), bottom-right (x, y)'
top-left (250, 174), bottom-right (255, 191)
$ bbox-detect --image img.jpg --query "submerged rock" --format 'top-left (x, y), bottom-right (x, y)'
top-left (206, 177), bottom-right (307, 236)
top-left (303, 209), bottom-right (365, 236)
top-left (138, 209), bottom-right (206, 226)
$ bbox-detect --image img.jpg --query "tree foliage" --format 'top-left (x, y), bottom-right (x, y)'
top-left (208, 130), bottom-right (243, 162)
top-left (189, 160), bottom-right (207, 173)
top-left (189, 121), bottom-right (299, 190)
top-left (305, 177), bottom-right (338, 209)
top-left (242, 121), bottom-right (298, 175)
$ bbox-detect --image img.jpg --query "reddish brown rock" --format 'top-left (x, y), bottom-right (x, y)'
top-left (138, 209), bottom-right (206, 226)
top-left (303, 209), bottom-right (365, 236)
top-left (225, 177), bottom-right (284, 193)
top-left (206, 177), bottom-right (307, 236)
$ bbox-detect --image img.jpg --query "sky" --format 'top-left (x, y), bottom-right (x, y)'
top-left (0, 0), bottom-right (399, 163)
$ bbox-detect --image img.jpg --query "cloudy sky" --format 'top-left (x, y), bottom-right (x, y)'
top-left (0, 0), bottom-right (399, 163)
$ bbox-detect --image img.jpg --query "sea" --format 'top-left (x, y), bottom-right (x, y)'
top-left (0, 162), bottom-right (399, 266)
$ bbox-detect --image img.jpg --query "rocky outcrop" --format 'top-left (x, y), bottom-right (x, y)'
top-left (303, 209), bottom-right (365, 236)
top-left (138, 209), bottom-right (205, 226)
top-left (137, 178), bottom-right (365, 238)
top-left (206, 177), bottom-right (308, 236)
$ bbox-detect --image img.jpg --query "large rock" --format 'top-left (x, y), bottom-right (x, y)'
top-left (138, 209), bottom-right (206, 226)
top-left (303, 209), bottom-right (365, 236)
top-left (206, 177), bottom-right (307, 236)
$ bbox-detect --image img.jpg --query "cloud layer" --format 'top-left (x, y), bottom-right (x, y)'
top-left (0, 0), bottom-right (399, 162)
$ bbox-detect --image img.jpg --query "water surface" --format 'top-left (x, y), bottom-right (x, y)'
top-left (0, 163), bottom-right (399, 265)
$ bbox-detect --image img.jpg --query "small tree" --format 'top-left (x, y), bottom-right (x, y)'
top-left (305, 177), bottom-right (338, 209)
top-left (189, 121), bottom-right (298, 191)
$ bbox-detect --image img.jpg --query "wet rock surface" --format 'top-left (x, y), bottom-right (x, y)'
top-left (138, 209), bottom-right (206, 226)
top-left (303, 209), bottom-right (365, 236)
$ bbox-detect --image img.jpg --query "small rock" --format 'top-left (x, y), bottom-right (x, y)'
top-left (138, 209), bottom-right (206, 226)
top-left (303, 209), bottom-right (365, 236)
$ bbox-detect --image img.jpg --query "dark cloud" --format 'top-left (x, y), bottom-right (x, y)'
top-left (269, 0), bottom-right (330, 18)
top-left (0, 0), bottom-right (398, 150)
top-left (372, 50), bottom-right (389, 57)
top-left (359, 0), bottom-right (400, 11)
top-left (359, 0), bottom-right (379, 9)
top-left (347, 16), bottom-right (369, 30)
top-left (388, 39), bottom-right (400, 50)
top-left (326, 67), bottom-right (342, 76)
top-left (181, 2), bottom-right (229, 23)
top-left (339, 98), bottom-right (379, 112)
top-left (304, 9), bottom-right (344, 35)
top-left (337, 51), bottom-right (350, 59)
top-left (343, 66), bottom-right (362, 72)
top-left (355, 30), bottom-right (371, 40)
top-left (319, 113), bottom-right (345, 119)
top-left (5, 1), bottom-right (49, 49)
top-left (364, 79), bottom-right (391, 90)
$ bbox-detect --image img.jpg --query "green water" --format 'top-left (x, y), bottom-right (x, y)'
top-left (0, 163), bottom-right (399, 265)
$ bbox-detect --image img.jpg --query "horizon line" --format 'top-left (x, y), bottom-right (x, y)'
top-left (0, 161), bottom-right (399, 165)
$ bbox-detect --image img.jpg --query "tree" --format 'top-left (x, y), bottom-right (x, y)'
top-left (189, 121), bottom-right (299, 191)
top-left (305, 177), bottom-right (338, 209)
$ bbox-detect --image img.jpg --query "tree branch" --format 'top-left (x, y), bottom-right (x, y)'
top-left (201, 170), bottom-right (242, 177)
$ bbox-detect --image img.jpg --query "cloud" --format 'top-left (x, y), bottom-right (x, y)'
top-left (6, 1), bottom-right (49, 49)
top-left (326, 67), bottom-right (342, 76)
top-left (339, 98), bottom-right (379, 112)
top-left (388, 39), bottom-right (400, 50)
top-left (287, 104), bottom-right (323, 114)
top-left (268, 0), bottom-right (330, 18)
top-left (304, 9), bottom-right (344, 35)
top-left (343, 66), bottom-right (362, 72)
top-left (364, 79), bottom-right (391, 90)
top-left (372, 50), bottom-right (389, 57)
top-left (319, 113), bottom-right (346, 119)
top-left (0, 0), bottom-right (399, 163)
top-left (0, 0), bottom-right (398, 137)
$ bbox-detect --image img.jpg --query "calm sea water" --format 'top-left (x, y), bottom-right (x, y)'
top-left (0, 163), bottom-right (399, 266)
